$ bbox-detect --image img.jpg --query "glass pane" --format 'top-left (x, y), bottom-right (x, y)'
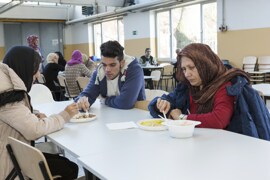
top-left (94, 23), bottom-right (101, 57)
top-left (203, 2), bottom-right (217, 52)
top-left (172, 4), bottom-right (200, 50)
top-left (118, 19), bottom-right (125, 47)
top-left (102, 20), bottom-right (118, 42)
top-left (157, 11), bottom-right (170, 58)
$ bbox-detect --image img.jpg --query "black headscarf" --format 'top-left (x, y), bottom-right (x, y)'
top-left (3, 46), bottom-right (41, 92)
top-left (55, 51), bottom-right (66, 67)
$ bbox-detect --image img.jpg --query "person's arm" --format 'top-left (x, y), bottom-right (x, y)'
top-left (105, 63), bottom-right (145, 109)
top-left (81, 64), bottom-right (92, 77)
top-left (57, 63), bottom-right (65, 71)
top-left (152, 57), bottom-right (158, 65)
top-left (148, 83), bottom-right (189, 117)
top-left (187, 83), bottom-right (234, 129)
top-left (75, 70), bottom-right (100, 106)
top-left (1, 101), bottom-right (71, 140)
top-left (139, 56), bottom-right (145, 65)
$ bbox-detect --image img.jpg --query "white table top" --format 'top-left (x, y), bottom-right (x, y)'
top-left (252, 83), bottom-right (270, 96)
top-left (78, 129), bottom-right (270, 180)
top-left (35, 100), bottom-right (152, 157)
top-left (35, 101), bottom-right (270, 180)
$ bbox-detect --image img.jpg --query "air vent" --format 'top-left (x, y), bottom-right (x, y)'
top-left (82, 6), bottom-right (94, 16)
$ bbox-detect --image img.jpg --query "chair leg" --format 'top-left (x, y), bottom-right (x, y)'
top-left (39, 161), bottom-right (51, 180)
top-left (6, 145), bottom-right (24, 180)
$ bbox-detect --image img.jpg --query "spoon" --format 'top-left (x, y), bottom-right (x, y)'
top-left (158, 115), bottom-right (169, 122)
top-left (162, 111), bottom-right (168, 120)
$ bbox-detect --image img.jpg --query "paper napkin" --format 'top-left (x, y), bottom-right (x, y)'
top-left (106, 121), bottom-right (138, 130)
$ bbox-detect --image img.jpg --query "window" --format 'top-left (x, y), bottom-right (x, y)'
top-left (157, 2), bottom-right (217, 61)
top-left (93, 19), bottom-right (124, 56)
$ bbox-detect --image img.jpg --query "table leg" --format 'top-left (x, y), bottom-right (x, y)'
top-left (84, 168), bottom-right (101, 180)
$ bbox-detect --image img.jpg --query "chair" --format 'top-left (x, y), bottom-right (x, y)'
top-left (29, 84), bottom-right (55, 106)
top-left (145, 89), bottom-right (168, 101)
top-left (160, 64), bottom-right (174, 91)
top-left (134, 100), bottom-right (150, 111)
top-left (243, 56), bottom-right (265, 83)
top-left (135, 89), bottom-right (168, 111)
top-left (57, 75), bottom-right (77, 99)
top-left (6, 137), bottom-right (60, 180)
top-left (150, 70), bottom-right (161, 89)
top-left (76, 77), bottom-right (90, 92)
top-left (242, 56), bottom-right (257, 72)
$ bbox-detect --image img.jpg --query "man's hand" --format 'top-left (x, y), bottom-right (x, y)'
top-left (77, 96), bottom-right (90, 112)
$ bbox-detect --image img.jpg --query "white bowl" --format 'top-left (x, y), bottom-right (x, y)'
top-left (162, 120), bottom-right (201, 138)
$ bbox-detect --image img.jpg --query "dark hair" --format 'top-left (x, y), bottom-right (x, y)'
top-left (3, 46), bottom-right (41, 92)
top-left (0, 91), bottom-right (25, 108)
top-left (100, 41), bottom-right (124, 61)
top-left (145, 48), bottom-right (151, 52)
top-left (55, 51), bottom-right (66, 67)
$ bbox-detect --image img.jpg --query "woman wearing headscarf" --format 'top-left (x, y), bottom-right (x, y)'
top-left (0, 46), bottom-right (79, 179)
top-left (64, 50), bottom-right (92, 97)
top-left (43, 53), bottom-right (65, 101)
top-left (27, 34), bottom-right (45, 72)
top-left (82, 53), bottom-right (97, 72)
top-left (148, 43), bottom-right (249, 129)
top-left (55, 51), bottom-right (67, 67)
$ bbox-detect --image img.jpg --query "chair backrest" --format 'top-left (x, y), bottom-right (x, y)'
top-left (29, 84), bottom-right (55, 105)
top-left (162, 64), bottom-right (174, 76)
top-left (258, 56), bottom-right (270, 72)
top-left (145, 89), bottom-right (168, 101)
top-left (150, 70), bottom-right (161, 81)
top-left (7, 137), bottom-right (54, 180)
top-left (57, 75), bottom-right (77, 98)
top-left (76, 77), bottom-right (90, 91)
top-left (242, 56), bottom-right (257, 72)
top-left (134, 100), bottom-right (150, 111)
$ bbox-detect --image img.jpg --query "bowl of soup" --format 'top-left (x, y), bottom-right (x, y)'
top-left (162, 120), bottom-right (201, 138)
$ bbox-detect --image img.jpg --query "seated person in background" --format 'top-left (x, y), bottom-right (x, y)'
top-left (76, 40), bottom-right (146, 110)
top-left (64, 50), bottom-right (92, 97)
top-left (82, 53), bottom-right (97, 72)
top-left (43, 53), bottom-right (65, 101)
top-left (55, 51), bottom-right (66, 67)
top-left (139, 48), bottom-right (158, 76)
top-left (0, 46), bottom-right (79, 179)
top-left (148, 43), bottom-right (249, 129)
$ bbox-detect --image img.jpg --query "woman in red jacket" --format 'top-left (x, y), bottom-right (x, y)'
top-left (151, 43), bottom-right (249, 129)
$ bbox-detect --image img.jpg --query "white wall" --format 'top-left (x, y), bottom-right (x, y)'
top-left (64, 22), bottom-right (89, 44)
top-left (217, 0), bottom-right (270, 31)
top-left (124, 11), bottom-right (151, 39)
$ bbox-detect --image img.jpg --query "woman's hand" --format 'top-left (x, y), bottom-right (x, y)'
top-left (169, 109), bottom-right (182, 120)
top-left (65, 103), bottom-right (79, 117)
top-left (77, 96), bottom-right (90, 111)
top-left (35, 113), bottom-right (47, 118)
top-left (156, 98), bottom-right (171, 114)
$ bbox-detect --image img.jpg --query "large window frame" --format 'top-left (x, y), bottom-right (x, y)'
top-left (93, 18), bottom-right (124, 57)
top-left (156, 1), bottom-right (217, 61)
